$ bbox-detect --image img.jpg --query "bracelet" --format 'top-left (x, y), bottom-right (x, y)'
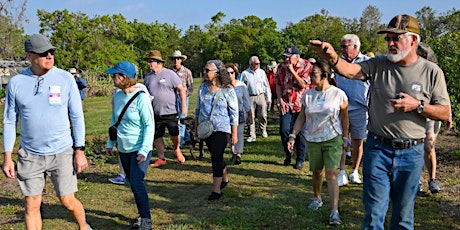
top-left (289, 134), bottom-right (296, 139)
top-left (331, 57), bottom-right (339, 67)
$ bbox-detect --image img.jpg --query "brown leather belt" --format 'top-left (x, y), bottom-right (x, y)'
top-left (368, 132), bottom-right (424, 149)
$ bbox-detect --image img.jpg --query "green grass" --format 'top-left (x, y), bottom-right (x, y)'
top-left (0, 78), bottom-right (459, 229)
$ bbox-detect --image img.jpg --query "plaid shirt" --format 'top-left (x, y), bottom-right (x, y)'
top-left (172, 65), bottom-right (194, 96)
top-left (275, 58), bottom-right (313, 113)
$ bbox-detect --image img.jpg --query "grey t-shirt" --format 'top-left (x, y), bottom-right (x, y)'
top-left (144, 68), bottom-right (182, 116)
top-left (359, 56), bottom-right (450, 139)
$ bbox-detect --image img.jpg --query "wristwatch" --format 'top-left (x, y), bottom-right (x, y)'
top-left (73, 146), bottom-right (85, 151)
top-left (417, 100), bottom-right (425, 114)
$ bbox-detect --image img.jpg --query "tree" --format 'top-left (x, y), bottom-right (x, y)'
top-left (0, 0), bottom-right (27, 59)
top-left (357, 5), bottom-right (386, 54)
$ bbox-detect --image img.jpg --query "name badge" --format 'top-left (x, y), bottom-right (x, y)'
top-left (49, 85), bottom-right (61, 104)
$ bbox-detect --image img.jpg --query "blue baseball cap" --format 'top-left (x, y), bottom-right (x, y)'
top-left (283, 45), bottom-right (299, 56)
top-left (105, 61), bottom-right (136, 78)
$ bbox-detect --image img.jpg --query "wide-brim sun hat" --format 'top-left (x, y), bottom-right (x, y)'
top-left (144, 50), bottom-right (165, 63)
top-left (169, 50), bottom-right (187, 61)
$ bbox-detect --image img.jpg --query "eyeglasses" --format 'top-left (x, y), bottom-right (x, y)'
top-left (146, 59), bottom-right (158, 63)
top-left (228, 71), bottom-right (235, 75)
top-left (252, 63), bottom-right (260, 66)
top-left (340, 44), bottom-right (353, 49)
top-left (204, 68), bottom-right (216, 73)
top-left (384, 35), bottom-right (407, 42)
top-left (32, 49), bottom-right (55, 57)
top-left (34, 77), bottom-right (44, 95)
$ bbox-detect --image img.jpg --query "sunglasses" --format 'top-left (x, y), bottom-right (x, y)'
top-left (340, 44), bottom-right (353, 49)
top-left (384, 35), bottom-right (406, 42)
top-left (252, 63), bottom-right (260, 66)
top-left (172, 57), bottom-right (182, 60)
top-left (34, 76), bottom-right (44, 95)
top-left (204, 68), bottom-right (216, 73)
top-left (32, 49), bottom-right (55, 57)
top-left (146, 59), bottom-right (158, 63)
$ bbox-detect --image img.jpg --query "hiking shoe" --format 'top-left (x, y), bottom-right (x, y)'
top-left (338, 171), bottom-right (349, 187)
top-left (235, 155), bottom-right (242, 165)
top-left (308, 197), bottom-right (323, 210)
top-left (283, 157), bottom-right (291, 166)
top-left (174, 149), bottom-right (185, 163)
top-left (220, 181), bottom-right (230, 190)
top-left (208, 192), bottom-right (222, 201)
top-left (428, 179), bottom-right (441, 194)
top-left (108, 174), bottom-right (126, 185)
top-left (130, 217), bottom-right (152, 230)
top-left (262, 131), bottom-right (268, 138)
top-left (150, 158), bottom-right (167, 167)
top-left (130, 217), bottom-right (142, 229)
top-left (294, 162), bottom-right (303, 170)
top-left (418, 181), bottom-right (423, 193)
top-left (349, 171), bottom-right (362, 184)
top-left (329, 210), bottom-right (342, 226)
top-left (247, 137), bottom-right (256, 142)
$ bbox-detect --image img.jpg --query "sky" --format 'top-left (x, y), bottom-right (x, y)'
top-left (21, 0), bottom-right (459, 35)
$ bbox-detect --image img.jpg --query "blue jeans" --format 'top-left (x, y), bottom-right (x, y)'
top-left (177, 97), bottom-right (190, 146)
top-left (119, 151), bottom-right (152, 219)
top-left (279, 110), bottom-right (307, 164)
top-left (362, 137), bottom-right (424, 230)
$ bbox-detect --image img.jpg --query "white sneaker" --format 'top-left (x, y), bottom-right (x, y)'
top-left (262, 131), bottom-right (268, 138)
top-left (349, 172), bottom-right (362, 184)
top-left (338, 171), bottom-right (349, 187)
top-left (247, 137), bottom-right (256, 142)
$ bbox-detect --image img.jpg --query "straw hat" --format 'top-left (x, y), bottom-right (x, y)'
top-left (144, 50), bottom-right (165, 63)
top-left (267, 61), bottom-right (277, 70)
top-left (169, 50), bottom-right (187, 61)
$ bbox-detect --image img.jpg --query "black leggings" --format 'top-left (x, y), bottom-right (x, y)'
top-left (205, 131), bottom-right (229, 177)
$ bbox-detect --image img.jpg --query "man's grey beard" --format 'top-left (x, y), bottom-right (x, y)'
top-left (387, 48), bottom-right (410, 63)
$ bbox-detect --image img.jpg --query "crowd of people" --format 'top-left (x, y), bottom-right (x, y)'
top-left (1, 14), bottom-right (452, 229)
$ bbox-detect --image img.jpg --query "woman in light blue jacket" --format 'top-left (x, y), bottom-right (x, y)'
top-left (195, 60), bottom-right (238, 200)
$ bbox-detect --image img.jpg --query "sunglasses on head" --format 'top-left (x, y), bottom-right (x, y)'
top-left (32, 49), bottom-right (55, 57)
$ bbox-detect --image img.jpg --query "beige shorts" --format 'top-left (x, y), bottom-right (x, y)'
top-left (17, 147), bottom-right (77, 196)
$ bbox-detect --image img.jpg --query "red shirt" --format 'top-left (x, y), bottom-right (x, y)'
top-left (275, 58), bottom-right (313, 112)
top-left (266, 70), bottom-right (276, 93)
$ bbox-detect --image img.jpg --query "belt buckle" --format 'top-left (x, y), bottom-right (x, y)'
top-left (391, 139), bottom-right (406, 149)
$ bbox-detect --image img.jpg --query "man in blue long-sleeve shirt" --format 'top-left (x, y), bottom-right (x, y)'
top-left (2, 34), bottom-right (92, 230)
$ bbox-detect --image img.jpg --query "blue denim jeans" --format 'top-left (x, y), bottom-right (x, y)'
top-left (177, 97), bottom-right (190, 146)
top-left (279, 110), bottom-right (307, 164)
top-left (119, 151), bottom-right (152, 219)
top-left (362, 137), bottom-right (424, 230)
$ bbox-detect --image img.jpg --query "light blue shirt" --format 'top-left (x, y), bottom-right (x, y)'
top-left (106, 89), bottom-right (154, 157)
top-left (234, 80), bottom-right (251, 121)
top-left (240, 68), bottom-right (272, 102)
top-left (195, 83), bottom-right (238, 133)
top-left (3, 67), bottom-right (85, 155)
top-left (335, 53), bottom-right (370, 111)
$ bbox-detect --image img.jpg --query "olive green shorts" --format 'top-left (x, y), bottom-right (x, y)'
top-left (307, 135), bottom-right (343, 171)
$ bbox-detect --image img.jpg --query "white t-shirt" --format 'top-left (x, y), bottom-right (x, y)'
top-left (302, 86), bottom-right (348, 142)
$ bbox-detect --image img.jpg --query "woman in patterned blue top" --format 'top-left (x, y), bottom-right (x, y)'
top-left (195, 60), bottom-right (239, 200)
